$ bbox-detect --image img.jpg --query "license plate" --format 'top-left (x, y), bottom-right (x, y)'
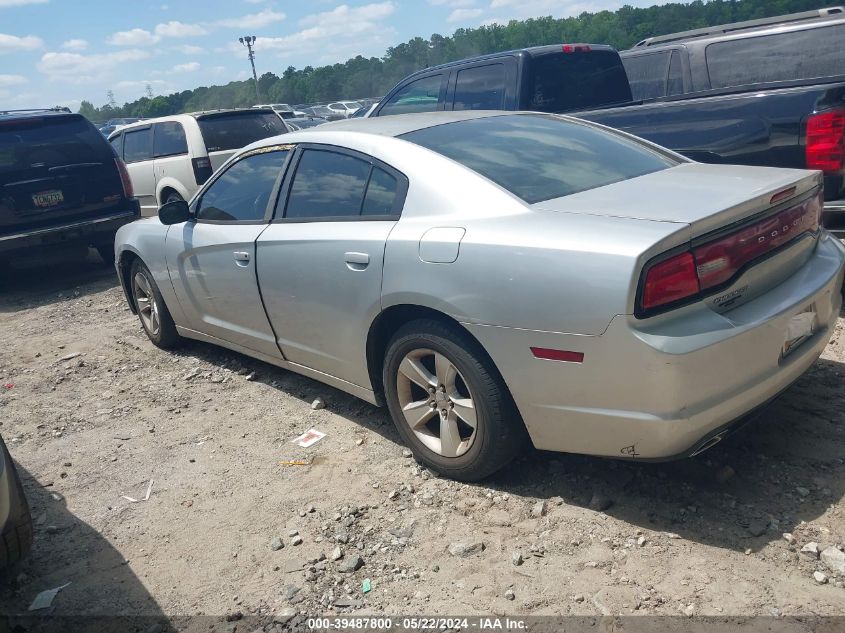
top-left (782, 308), bottom-right (816, 357)
top-left (32, 190), bottom-right (64, 208)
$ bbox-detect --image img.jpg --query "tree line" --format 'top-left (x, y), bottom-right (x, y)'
top-left (78, 0), bottom-right (825, 121)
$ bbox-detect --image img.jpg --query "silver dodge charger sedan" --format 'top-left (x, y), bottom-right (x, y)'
top-left (115, 111), bottom-right (845, 480)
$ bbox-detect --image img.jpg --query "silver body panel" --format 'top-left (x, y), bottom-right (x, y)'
top-left (115, 111), bottom-right (845, 460)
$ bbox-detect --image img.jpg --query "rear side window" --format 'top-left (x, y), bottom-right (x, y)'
top-left (378, 75), bottom-right (443, 116)
top-left (362, 167), bottom-right (399, 215)
top-left (529, 51), bottom-right (632, 112)
top-left (197, 112), bottom-right (287, 152)
top-left (453, 64), bottom-right (506, 110)
top-left (109, 134), bottom-right (123, 158)
top-left (285, 150), bottom-right (371, 219)
top-left (667, 51), bottom-right (684, 96)
top-left (123, 128), bottom-right (152, 163)
top-left (0, 115), bottom-right (112, 178)
top-left (706, 24), bottom-right (845, 89)
top-left (153, 121), bottom-right (188, 158)
top-left (401, 114), bottom-right (678, 204)
top-left (622, 51), bottom-right (671, 100)
top-left (197, 149), bottom-right (289, 222)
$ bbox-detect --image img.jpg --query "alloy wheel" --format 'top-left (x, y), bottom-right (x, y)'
top-left (132, 271), bottom-right (161, 337)
top-left (395, 348), bottom-right (477, 458)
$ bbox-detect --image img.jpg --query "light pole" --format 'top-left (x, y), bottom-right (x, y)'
top-left (239, 35), bottom-right (261, 103)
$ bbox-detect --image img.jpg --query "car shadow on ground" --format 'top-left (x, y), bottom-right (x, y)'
top-left (0, 249), bottom-right (117, 314)
top-left (168, 334), bottom-right (845, 555)
top-left (0, 462), bottom-right (172, 631)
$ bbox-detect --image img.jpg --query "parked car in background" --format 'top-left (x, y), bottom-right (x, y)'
top-left (115, 111), bottom-right (845, 480)
top-left (253, 103), bottom-right (297, 119)
top-left (327, 101), bottom-right (364, 118)
top-left (99, 124), bottom-right (120, 136)
top-left (301, 105), bottom-right (345, 121)
top-left (372, 32), bottom-right (845, 235)
top-left (106, 118), bottom-right (141, 127)
top-left (108, 108), bottom-right (288, 216)
top-left (0, 433), bottom-right (32, 569)
top-left (285, 116), bottom-right (328, 130)
top-left (0, 108), bottom-right (139, 264)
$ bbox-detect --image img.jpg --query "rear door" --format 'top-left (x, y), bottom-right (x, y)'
top-left (0, 114), bottom-right (126, 235)
top-left (446, 60), bottom-right (516, 111)
top-left (165, 145), bottom-right (292, 358)
top-left (152, 121), bottom-right (192, 202)
top-left (196, 110), bottom-right (289, 171)
top-left (256, 145), bottom-right (407, 386)
top-left (122, 126), bottom-right (157, 216)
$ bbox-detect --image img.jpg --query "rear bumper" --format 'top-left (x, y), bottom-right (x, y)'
top-left (465, 233), bottom-right (845, 460)
top-left (822, 199), bottom-right (845, 237)
top-left (0, 206), bottom-right (140, 255)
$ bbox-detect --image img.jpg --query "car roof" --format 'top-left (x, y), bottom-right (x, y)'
top-left (0, 107), bottom-right (74, 121)
top-left (310, 110), bottom-right (512, 138)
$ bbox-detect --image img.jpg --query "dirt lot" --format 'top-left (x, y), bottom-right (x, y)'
top-left (1, 251), bottom-right (844, 626)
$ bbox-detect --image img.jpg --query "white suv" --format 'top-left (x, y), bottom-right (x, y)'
top-left (326, 101), bottom-right (364, 118)
top-left (108, 109), bottom-right (289, 216)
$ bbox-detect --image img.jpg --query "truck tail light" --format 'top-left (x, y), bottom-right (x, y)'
top-left (115, 157), bottom-right (134, 198)
top-left (192, 157), bottom-right (213, 185)
top-left (806, 109), bottom-right (845, 173)
top-left (638, 188), bottom-right (822, 316)
top-left (562, 44), bottom-right (592, 53)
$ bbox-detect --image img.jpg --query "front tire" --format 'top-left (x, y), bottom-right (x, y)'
top-left (130, 259), bottom-right (181, 349)
top-left (383, 319), bottom-right (526, 481)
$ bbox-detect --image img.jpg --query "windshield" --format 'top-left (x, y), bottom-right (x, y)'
top-left (197, 111), bottom-right (287, 152)
top-left (528, 50), bottom-right (633, 112)
top-left (400, 114), bottom-right (677, 203)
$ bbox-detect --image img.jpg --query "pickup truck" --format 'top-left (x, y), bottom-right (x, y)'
top-left (368, 11), bottom-right (845, 234)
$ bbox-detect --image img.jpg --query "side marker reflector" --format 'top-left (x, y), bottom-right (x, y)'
top-left (530, 347), bottom-right (584, 363)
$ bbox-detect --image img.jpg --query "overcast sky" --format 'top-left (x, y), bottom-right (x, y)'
top-left (0, 0), bottom-right (686, 110)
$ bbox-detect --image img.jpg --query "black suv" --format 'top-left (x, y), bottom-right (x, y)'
top-left (0, 108), bottom-right (140, 264)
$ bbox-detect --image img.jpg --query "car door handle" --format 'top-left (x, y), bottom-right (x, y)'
top-left (344, 252), bottom-right (369, 270)
top-left (233, 251), bottom-right (251, 266)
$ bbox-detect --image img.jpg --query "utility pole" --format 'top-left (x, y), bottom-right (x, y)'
top-left (239, 36), bottom-right (261, 104)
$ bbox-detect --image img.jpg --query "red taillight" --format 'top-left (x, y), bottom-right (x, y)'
top-left (638, 189), bottom-right (822, 315)
top-left (806, 109), bottom-right (845, 172)
top-left (115, 157), bottom-right (133, 198)
top-left (641, 252), bottom-right (700, 311)
top-left (562, 44), bottom-right (591, 53)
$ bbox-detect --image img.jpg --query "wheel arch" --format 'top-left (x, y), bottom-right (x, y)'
top-left (156, 179), bottom-right (189, 206)
top-left (365, 304), bottom-right (513, 408)
top-left (117, 248), bottom-right (142, 314)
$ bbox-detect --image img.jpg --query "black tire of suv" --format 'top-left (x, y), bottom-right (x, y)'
top-left (95, 241), bottom-right (115, 265)
top-left (129, 259), bottom-right (181, 349)
top-left (382, 319), bottom-right (527, 481)
top-left (0, 442), bottom-right (33, 570)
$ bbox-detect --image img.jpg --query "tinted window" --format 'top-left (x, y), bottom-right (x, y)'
top-left (529, 51), bottom-right (632, 112)
top-left (109, 134), bottom-right (123, 158)
top-left (153, 121), bottom-right (188, 157)
top-left (667, 51), bottom-right (684, 96)
top-left (123, 128), bottom-right (152, 163)
top-left (453, 64), bottom-right (506, 110)
top-left (285, 150), bottom-right (370, 219)
top-left (378, 75), bottom-right (443, 116)
top-left (706, 24), bottom-right (845, 89)
top-left (198, 112), bottom-right (287, 152)
top-left (197, 150), bottom-right (288, 222)
top-left (622, 51), bottom-right (671, 100)
top-left (401, 114), bottom-right (677, 204)
top-left (0, 115), bottom-right (112, 179)
top-left (362, 167), bottom-right (398, 215)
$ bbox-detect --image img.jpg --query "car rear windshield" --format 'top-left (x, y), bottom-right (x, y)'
top-left (0, 115), bottom-right (112, 180)
top-left (400, 114), bottom-right (678, 204)
top-left (197, 111), bottom-right (287, 152)
top-left (528, 50), bottom-right (633, 112)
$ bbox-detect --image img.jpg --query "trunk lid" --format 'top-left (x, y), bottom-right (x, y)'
top-left (533, 163), bottom-right (822, 238)
top-left (0, 114), bottom-right (126, 235)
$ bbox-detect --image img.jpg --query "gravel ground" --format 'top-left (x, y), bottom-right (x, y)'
top-left (0, 250), bottom-right (844, 625)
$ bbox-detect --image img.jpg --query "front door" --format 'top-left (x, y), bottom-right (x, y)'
top-left (256, 146), bottom-right (406, 387)
top-left (166, 147), bottom-right (292, 358)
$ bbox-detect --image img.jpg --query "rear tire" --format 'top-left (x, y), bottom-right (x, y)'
top-left (129, 259), bottom-right (181, 349)
top-left (0, 441), bottom-right (32, 570)
top-left (383, 319), bottom-right (526, 481)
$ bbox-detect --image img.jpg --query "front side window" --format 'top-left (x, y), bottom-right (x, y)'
top-left (453, 64), bottom-right (506, 111)
top-left (378, 75), bottom-right (443, 117)
top-left (622, 51), bottom-right (672, 101)
top-left (153, 121), bottom-right (188, 158)
top-left (196, 149), bottom-right (289, 222)
top-left (123, 128), bottom-right (152, 163)
top-left (283, 150), bottom-right (402, 219)
top-left (401, 114), bottom-right (678, 204)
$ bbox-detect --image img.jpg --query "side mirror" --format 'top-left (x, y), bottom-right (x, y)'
top-left (158, 200), bottom-right (191, 225)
